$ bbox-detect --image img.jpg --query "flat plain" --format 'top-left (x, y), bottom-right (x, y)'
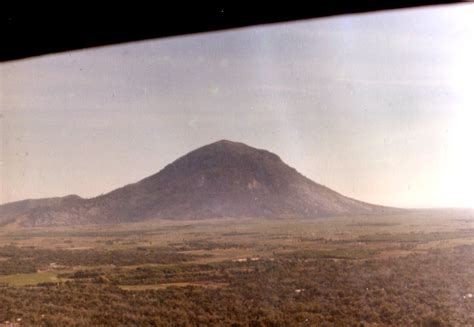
top-left (1, 209), bottom-right (473, 326)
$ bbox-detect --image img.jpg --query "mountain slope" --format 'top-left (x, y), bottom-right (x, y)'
top-left (1, 140), bottom-right (392, 226)
top-left (0, 195), bottom-right (84, 226)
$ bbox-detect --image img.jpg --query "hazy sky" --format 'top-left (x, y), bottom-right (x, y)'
top-left (1, 4), bottom-right (474, 208)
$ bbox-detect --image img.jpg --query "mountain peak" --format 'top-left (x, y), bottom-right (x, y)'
top-left (190, 140), bottom-right (282, 162)
top-left (201, 139), bottom-right (265, 153)
top-left (213, 139), bottom-right (240, 145)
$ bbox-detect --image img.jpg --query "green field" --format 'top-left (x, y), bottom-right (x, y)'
top-left (0, 272), bottom-right (59, 287)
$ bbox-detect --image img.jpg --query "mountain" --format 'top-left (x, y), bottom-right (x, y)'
top-left (0, 195), bottom-right (84, 226)
top-left (0, 140), bottom-right (392, 226)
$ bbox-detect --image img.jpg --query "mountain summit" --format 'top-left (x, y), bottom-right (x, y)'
top-left (1, 140), bottom-right (390, 226)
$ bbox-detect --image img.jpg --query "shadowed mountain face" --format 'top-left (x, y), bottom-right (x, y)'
top-left (1, 140), bottom-right (391, 226)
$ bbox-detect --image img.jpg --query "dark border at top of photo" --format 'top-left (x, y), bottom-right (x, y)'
top-left (1, 1), bottom-right (463, 62)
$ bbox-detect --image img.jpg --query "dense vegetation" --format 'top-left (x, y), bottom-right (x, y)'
top-left (1, 244), bottom-right (473, 326)
top-left (0, 246), bottom-right (195, 275)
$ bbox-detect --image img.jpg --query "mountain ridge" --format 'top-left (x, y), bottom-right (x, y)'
top-left (0, 140), bottom-right (394, 226)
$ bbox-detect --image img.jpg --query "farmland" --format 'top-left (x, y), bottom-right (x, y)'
top-left (0, 210), bottom-right (473, 326)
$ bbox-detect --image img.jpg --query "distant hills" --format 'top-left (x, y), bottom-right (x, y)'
top-left (0, 140), bottom-right (393, 226)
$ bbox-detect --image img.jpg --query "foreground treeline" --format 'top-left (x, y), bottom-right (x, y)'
top-left (1, 245), bottom-right (473, 326)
